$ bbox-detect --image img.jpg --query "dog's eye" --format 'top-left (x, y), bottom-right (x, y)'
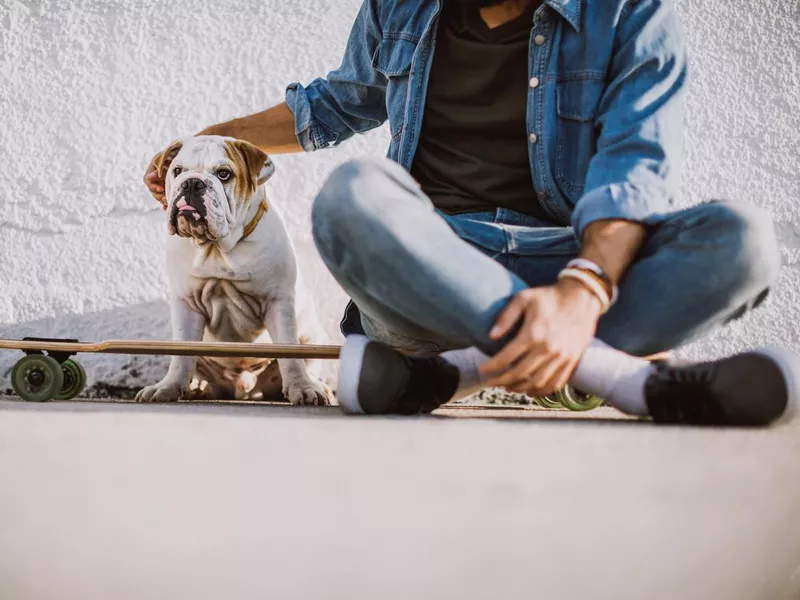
top-left (216, 168), bottom-right (233, 182)
top-left (172, 166), bottom-right (183, 177)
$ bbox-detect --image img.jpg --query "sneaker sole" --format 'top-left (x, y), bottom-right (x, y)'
top-left (337, 335), bottom-right (370, 415)
top-left (754, 347), bottom-right (798, 425)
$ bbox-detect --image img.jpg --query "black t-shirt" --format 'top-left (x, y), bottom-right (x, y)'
top-left (410, 1), bottom-right (547, 219)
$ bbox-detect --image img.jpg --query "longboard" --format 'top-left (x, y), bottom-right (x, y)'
top-left (1, 337), bottom-right (340, 403)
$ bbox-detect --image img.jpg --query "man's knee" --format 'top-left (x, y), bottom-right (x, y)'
top-left (312, 159), bottom-right (376, 263)
top-left (312, 157), bottom-right (410, 259)
top-left (313, 159), bottom-right (375, 225)
top-left (312, 156), bottom-right (416, 223)
top-left (708, 200), bottom-right (782, 292)
top-left (676, 200), bottom-right (782, 296)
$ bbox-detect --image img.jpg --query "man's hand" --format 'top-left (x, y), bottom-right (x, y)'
top-left (480, 279), bottom-right (603, 396)
top-left (144, 155), bottom-right (167, 209)
top-left (479, 220), bottom-right (647, 396)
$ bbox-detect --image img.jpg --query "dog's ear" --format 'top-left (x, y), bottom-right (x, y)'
top-left (224, 139), bottom-right (275, 196)
top-left (152, 139), bottom-right (184, 180)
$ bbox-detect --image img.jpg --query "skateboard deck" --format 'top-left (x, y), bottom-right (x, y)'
top-left (0, 338), bottom-right (341, 359)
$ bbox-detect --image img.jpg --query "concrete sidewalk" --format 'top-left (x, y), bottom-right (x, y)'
top-left (0, 398), bottom-right (798, 600)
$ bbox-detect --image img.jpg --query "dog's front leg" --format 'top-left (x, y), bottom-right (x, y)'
top-left (135, 298), bottom-right (206, 403)
top-left (265, 298), bottom-right (330, 406)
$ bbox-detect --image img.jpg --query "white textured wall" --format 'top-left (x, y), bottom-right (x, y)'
top-left (0, 0), bottom-right (798, 390)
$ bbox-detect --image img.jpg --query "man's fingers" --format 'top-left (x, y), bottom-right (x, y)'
top-left (551, 358), bottom-right (580, 394)
top-left (480, 334), bottom-right (529, 378)
top-left (516, 358), bottom-right (569, 396)
top-left (145, 173), bottom-right (165, 192)
top-left (489, 293), bottom-right (527, 340)
top-left (487, 350), bottom-right (549, 389)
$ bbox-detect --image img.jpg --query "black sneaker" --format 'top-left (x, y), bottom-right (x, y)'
top-left (337, 335), bottom-right (460, 415)
top-left (645, 348), bottom-right (798, 427)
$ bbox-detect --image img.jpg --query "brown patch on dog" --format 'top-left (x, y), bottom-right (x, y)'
top-left (224, 140), bottom-right (268, 200)
top-left (153, 140), bottom-right (184, 180)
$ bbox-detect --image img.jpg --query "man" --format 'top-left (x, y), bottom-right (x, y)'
top-left (146, 0), bottom-right (797, 426)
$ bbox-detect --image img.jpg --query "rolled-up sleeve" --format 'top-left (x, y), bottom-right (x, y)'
top-left (572, 0), bottom-right (688, 239)
top-left (285, 0), bottom-right (389, 152)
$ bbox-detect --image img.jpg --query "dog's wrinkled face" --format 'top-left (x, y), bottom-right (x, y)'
top-left (153, 136), bottom-right (275, 244)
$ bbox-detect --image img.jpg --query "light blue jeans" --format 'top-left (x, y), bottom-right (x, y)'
top-left (311, 157), bottom-right (782, 357)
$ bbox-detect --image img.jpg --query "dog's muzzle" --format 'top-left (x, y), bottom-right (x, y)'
top-left (176, 178), bottom-right (208, 217)
top-left (170, 177), bottom-right (209, 231)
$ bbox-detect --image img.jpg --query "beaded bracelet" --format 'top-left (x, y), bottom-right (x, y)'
top-left (565, 258), bottom-right (619, 306)
top-left (557, 268), bottom-right (612, 314)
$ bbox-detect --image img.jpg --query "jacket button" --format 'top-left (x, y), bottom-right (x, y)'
top-left (534, 34), bottom-right (546, 45)
top-left (529, 133), bottom-right (538, 144)
top-left (529, 77), bottom-right (540, 88)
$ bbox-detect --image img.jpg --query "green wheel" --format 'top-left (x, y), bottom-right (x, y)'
top-left (11, 355), bottom-right (64, 402)
top-left (55, 359), bottom-right (86, 400)
top-left (531, 394), bottom-right (563, 409)
top-left (556, 385), bottom-right (605, 412)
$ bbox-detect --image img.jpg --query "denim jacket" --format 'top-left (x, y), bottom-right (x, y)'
top-left (286, 0), bottom-right (687, 238)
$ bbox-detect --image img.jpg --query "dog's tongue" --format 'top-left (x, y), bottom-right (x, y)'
top-left (176, 198), bottom-right (195, 212)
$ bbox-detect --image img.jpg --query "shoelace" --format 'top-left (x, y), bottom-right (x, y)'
top-left (663, 363), bottom-right (716, 386)
top-left (647, 363), bottom-right (723, 424)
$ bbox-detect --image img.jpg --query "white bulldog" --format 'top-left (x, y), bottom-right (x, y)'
top-left (136, 135), bottom-right (330, 406)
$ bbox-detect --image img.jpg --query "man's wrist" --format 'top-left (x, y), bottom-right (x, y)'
top-left (579, 220), bottom-right (646, 285)
top-left (555, 277), bottom-right (604, 317)
top-left (565, 258), bottom-right (619, 306)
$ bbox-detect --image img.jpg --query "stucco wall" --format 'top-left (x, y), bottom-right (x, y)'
top-left (1, 0), bottom-right (798, 390)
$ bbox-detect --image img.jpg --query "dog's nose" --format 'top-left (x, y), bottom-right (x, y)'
top-left (181, 178), bottom-right (206, 195)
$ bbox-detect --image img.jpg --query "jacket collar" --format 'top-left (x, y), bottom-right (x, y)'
top-left (543, 0), bottom-right (582, 32)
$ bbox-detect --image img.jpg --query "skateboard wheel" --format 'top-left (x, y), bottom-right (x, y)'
top-left (532, 394), bottom-right (562, 409)
top-left (556, 385), bottom-right (605, 412)
top-left (11, 355), bottom-right (65, 402)
top-left (55, 359), bottom-right (86, 400)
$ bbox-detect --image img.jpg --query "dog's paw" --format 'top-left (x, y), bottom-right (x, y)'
top-left (284, 378), bottom-right (331, 406)
top-left (135, 381), bottom-right (185, 403)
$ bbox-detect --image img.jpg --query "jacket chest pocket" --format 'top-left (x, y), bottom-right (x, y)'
top-left (372, 37), bottom-right (418, 143)
top-left (555, 79), bottom-right (605, 201)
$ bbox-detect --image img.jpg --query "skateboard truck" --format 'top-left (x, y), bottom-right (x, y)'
top-left (21, 337), bottom-right (80, 362)
top-left (10, 338), bottom-right (86, 402)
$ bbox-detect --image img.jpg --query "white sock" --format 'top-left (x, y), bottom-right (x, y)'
top-left (571, 339), bottom-right (654, 416)
top-left (440, 347), bottom-right (489, 400)
top-left (441, 340), bottom-right (654, 415)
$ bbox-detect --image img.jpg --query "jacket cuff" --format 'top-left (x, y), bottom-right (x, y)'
top-left (285, 82), bottom-right (334, 152)
top-left (571, 182), bottom-right (673, 240)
